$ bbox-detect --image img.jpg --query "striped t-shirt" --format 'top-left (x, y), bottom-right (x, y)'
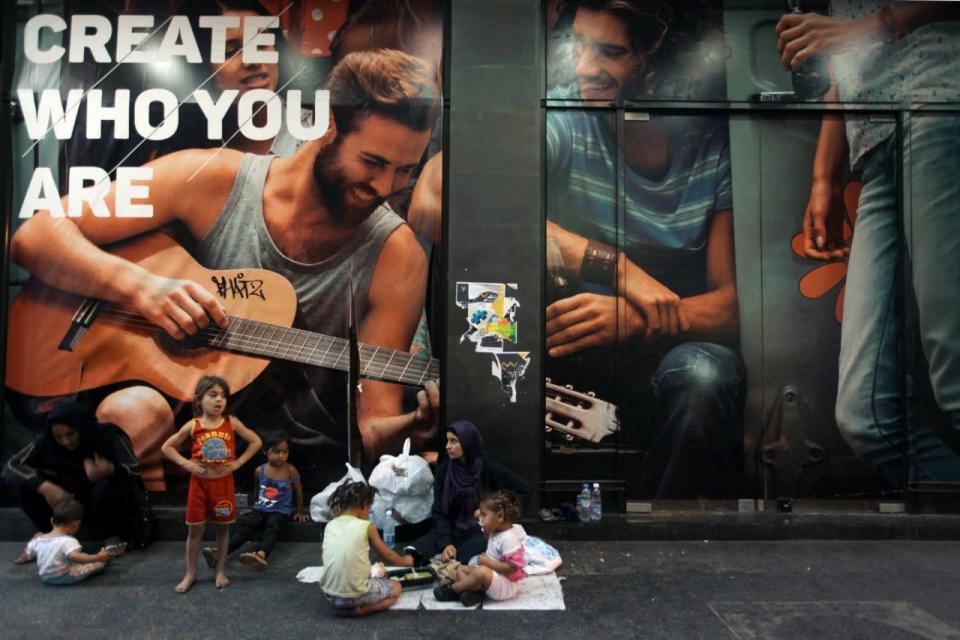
top-left (547, 108), bottom-right (732, 297)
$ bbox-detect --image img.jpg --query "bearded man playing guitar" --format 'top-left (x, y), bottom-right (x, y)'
top-left (9, 49), bottom-right (441, 491)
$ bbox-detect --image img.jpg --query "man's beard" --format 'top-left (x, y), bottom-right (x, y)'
top-left (311, 143), bottom-right (386, 224)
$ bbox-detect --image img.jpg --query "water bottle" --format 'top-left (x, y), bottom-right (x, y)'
top-left (383, 508), bottom-right (396, 548)
top-left (590, 483), bottom-right (602, 522)
top-left (577, 483), bottom-right (591, 522)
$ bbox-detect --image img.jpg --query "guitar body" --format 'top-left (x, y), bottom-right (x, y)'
top-left (6, 232), bottom-right (298, 402)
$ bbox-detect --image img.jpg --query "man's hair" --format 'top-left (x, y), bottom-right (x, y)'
top-left (555, 0), bottom-right (725, 99)
top-left (556, 0), bottom-right (671, 62)
top-left (52, 498), bottom-right (85, 525)
top-left (326, 49), bottom-right (441, 137)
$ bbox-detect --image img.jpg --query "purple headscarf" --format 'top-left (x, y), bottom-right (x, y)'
top-left (442, 420), bottom-right (485, 531)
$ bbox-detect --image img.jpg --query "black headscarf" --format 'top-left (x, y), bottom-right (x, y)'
top-left (441, 420), bottom-right (485, 531)
top-left (37, 401), bottom-right (103, 490)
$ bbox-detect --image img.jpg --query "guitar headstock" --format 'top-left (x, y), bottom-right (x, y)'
top-left (545, 378), bottom-right (620, 443)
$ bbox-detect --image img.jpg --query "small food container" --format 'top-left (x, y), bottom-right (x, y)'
top-left (387, 566), bottom-right (437, 589)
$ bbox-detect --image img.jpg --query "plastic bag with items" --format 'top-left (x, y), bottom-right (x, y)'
top-left (523, 535), bottom-right (563, 575)
top-left (309, 462), bottom-right (365, 523)
top-left (368, 438), bottom-right (434, 529)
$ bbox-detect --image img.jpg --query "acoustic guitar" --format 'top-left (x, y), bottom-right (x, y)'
top-left (5, 232), bottom-right (438, 401)
top-left (6, 232), bottom-right (619, 444)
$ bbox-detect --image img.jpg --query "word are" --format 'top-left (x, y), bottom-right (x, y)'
top-left (18, 166), bottom-right (152, 219)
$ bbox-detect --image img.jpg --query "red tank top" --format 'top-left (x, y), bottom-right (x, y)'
top-left (190, 417), bottom-right (236, 465)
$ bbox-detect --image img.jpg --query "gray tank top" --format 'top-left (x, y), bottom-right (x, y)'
top-left (196, 153), bottom-right (404, 336)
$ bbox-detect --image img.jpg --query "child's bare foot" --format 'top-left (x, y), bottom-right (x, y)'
top-left (174, 574), bottom-right (196, 593)
top-left (239, 551), bottom-right (268, 570)
top-left (215, 573), bottom-right (230, 589)
top-left (201, 547), bottom-right (217, 569)
top-left (14, 549), bottom-right (33, 564)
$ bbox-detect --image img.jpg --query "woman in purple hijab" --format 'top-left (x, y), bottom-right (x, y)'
top-left (406, 420), bottom-right (530, 564)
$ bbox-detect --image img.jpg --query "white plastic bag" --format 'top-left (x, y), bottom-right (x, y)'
top-left (523, 535), bottom-right (562, 575)
top-left (368, 438), bottom-right (434, 527)
top-left (309, 462), bottom-right (365, 523)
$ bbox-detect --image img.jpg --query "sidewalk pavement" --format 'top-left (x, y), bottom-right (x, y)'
top-left (2, 540), bottom-right (959, 640)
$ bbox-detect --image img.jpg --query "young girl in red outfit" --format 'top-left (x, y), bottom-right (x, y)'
top-left (161, 375), bottom-right (262, 592)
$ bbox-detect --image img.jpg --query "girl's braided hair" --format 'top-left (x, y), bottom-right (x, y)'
top-left (480, 490), bottom-right (523, 523)
top-left (328, 481), bottom-right (378, 516)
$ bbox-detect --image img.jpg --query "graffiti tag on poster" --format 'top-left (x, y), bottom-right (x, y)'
top-left (456, 281), bottom-right (529, 402)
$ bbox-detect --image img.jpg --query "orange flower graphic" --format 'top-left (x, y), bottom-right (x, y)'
top-left (791, 181), bottom-right (862, 323)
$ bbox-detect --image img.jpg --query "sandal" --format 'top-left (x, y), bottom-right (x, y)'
top-left (239, 551), bottom-right (268, 570)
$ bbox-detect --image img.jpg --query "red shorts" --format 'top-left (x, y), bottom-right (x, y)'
top-left (186, 472), bottom-right (235, 525)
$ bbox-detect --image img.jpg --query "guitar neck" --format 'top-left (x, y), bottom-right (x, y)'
top-left (205, 316), bottom-right (438, 387)
top-left (94, 298), bottom-right (438, 386)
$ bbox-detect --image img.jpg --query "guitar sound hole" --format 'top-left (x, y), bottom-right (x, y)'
top-left (156, 331), bottom-right (211, 357)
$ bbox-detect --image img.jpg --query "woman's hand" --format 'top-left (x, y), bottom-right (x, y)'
top-left (83, 454), bottom-right (115, 483)
top-left (776, 12), bottom-right (884, 70)
top-left (442, 544), bottom-right (457, 561)
top-left (293, 511), bottom-right (310, 523)
top-left (37, 481), bottom-right (72, 508)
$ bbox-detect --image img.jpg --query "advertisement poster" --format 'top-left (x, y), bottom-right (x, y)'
top-left (4, 0), bottom-right (445, 494)
top-left (543, 0), bottom-right (960, 501)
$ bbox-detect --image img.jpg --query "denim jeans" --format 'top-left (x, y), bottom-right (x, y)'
top-left (836, 114), bottom-right (960, 486)
top-left (638, 342), bottom-right (746, 498)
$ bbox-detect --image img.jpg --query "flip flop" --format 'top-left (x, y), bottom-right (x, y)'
top-left (239, 552), bottom-right (268, 571)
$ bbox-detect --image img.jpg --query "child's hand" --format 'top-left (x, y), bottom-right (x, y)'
top-left (442, 545), bottom-right (457, 561)
top-left (183, 461), bottom-right (207, 477)
top-left (293, 511), bottom-right (310, 523)
top-left (476, 553), bottom-right (491, 567)
top-left (94, 550), bottom-right (113, 563)
top-left (211, 462), bottom-right (239, 477)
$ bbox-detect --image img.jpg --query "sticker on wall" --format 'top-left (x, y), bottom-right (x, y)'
top-left (455, 282), bottom-right (528, 403)
top-left (491, 352), bottom-right (531, 403)
top-left (456, 282), bottom-right (519, 353)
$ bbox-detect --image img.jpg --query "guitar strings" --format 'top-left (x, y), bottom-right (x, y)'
top-left (97, 311), bottom-right (440, 386)
top-left (95, 308), bottom-right (439, 383)
top-left (99, 308), bottom-right (440, 382)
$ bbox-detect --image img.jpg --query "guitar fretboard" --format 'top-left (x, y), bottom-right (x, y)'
top-left (101, 306), bottom-right (439, 387)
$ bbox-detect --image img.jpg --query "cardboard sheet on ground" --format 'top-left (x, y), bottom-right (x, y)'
top-left (392, 574), bottom-right (565, 611)
top-left (297, 567), bottom-right (565, 610)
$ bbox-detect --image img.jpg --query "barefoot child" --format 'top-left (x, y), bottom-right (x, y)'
top-left (22, 498), bottom-right (114, 585)
top-left (161, 375), bottom-right (262, 592)
top-left (202, 433), bottom-right (308, 570)
top-left (433, 490), bottom-right (527, 606)
top-left (320, 481), bottom-right (415, 617)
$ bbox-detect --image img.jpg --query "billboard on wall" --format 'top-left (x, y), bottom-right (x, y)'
top-left (4, 0), bottom-right (445, 495)
top-left (543, 0), bottom-right (960, 502)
